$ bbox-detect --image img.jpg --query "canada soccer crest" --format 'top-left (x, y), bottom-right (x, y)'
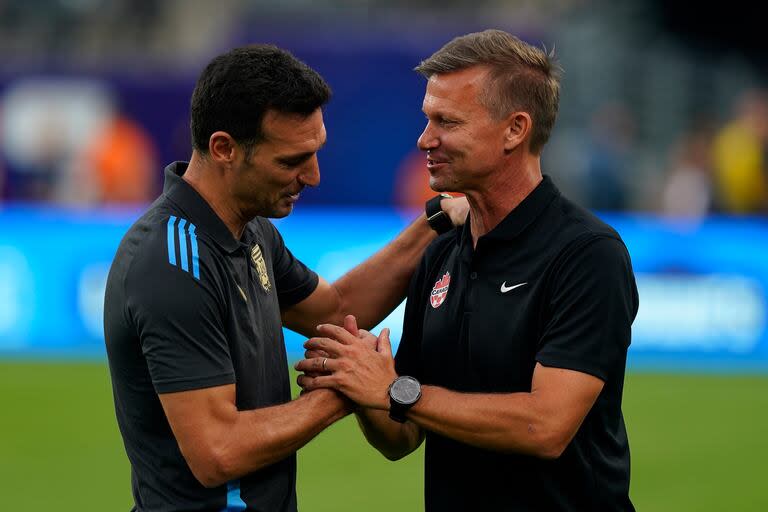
top-left (430, 272), bottom-right (451, 309)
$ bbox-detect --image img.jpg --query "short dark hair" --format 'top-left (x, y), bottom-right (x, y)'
top-left (190, 45), bottom-right (331, 156)
top-left (415, 29), bottom-right (562, 154)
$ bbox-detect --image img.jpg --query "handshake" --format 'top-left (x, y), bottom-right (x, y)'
top-left (294, 315), bottom-right (397, 411)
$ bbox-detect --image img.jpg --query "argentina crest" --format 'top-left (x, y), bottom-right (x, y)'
top-left (251, 244), bottom-right (271, 292)
top-left (430, 272), bottom-right (451, 309)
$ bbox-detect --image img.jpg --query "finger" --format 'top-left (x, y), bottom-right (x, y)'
top-left (294, 357), bottom-right (338, 373)
top-left (357, 329), bottom-right (378, 351)
top-left (297, 374), bottom-right (337, 391)
top-left (317, 323), bottom-right (359, 345)
top-left (343, 315), bottom-right (359, 337)
top-left (294, 359), bottom-right (311, 372)
top-left (304, 349), bottom-right (329, 359)
top-left (377, 328), bottom-right (393, 358)
top-left (304, 337), bottom-right (344, 356)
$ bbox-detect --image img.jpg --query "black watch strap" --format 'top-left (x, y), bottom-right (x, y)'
top-left (389, 401), bottom-right (409, 423)
top-left (425, 193), bottom-right (454, 235)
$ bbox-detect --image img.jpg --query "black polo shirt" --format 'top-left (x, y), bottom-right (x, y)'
top-left (104, 162), bottom-right (318, 512)
top-left (395, 176), bottom-right (638, 511)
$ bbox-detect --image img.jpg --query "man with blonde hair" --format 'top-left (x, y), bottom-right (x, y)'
top-left (298, 30), bottom-right (638, 511)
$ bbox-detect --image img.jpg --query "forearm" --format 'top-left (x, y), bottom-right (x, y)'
top-left (354, 407), bottom-right (423, 460)
top-left (210, 390), bottom-right (349, 485)
top-left (406, 386), bottom-right (562, 459)
top-left (333, 214), bottom-right (435, 329)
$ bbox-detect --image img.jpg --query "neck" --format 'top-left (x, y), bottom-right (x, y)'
top-left (184, 152), bottom-right (247, 241)
top-left (466, 157), bottom-right (543, 247)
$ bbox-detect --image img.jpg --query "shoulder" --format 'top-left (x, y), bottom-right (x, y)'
top-left (531, 194), bottom-right (634, 287)
top-left (543, 193), bottom-right (629, 261)
top-left (114, 201), bottom-right (226, 297)
top-left (110, 201), bottom-right (173, 281)
top-left (552, 194), bottom-right (623, 244)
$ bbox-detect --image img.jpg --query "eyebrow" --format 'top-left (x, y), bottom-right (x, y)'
top-left (423, 105), bottom-right (461, 117)
top-left (276, 141), bottom-right (327, 164)
top-left (423, 110), bottom-right (463, 122)
top-left (276, 152), bottom-right (314, 165)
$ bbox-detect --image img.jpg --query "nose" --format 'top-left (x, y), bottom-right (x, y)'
top-left (298, 155), bottom-right (320, 188)
top-left (417, 121), bottom-right (439, 151)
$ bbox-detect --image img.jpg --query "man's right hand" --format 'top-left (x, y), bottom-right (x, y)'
top-left (295, 324), bottom-right (396, 410)
top-left (441, 195), bottom-right (469, 227)
top-left (301, 315), bottom-right (376, 378)
top-left (298, 314), bottom-right (367, 411)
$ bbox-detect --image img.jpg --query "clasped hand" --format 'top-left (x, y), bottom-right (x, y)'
top-left (295, 315), bottom-right (397, 410)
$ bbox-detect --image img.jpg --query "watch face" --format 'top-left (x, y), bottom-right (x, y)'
top-left (390, 376), bottom-right (421, 405)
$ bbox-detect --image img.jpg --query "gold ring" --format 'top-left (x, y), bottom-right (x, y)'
top-left (322, 357), bottom-right (328, 371)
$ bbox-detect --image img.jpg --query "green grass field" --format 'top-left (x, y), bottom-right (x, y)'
top-left (1, 362), bottom-right (766, 511)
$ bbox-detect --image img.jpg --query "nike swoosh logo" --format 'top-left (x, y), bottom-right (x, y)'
top-left (500, 282), bottom-right (527, 293)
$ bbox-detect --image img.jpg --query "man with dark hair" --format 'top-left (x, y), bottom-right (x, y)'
top-left (104, 44), bottom-right (467, 512)
top-left (298, 30), bottom-right (638, 511)
top-left (189, 46), bottom-right (333, 160)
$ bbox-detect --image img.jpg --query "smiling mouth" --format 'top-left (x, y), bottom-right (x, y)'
top-left (426, 152), bottom-right (449, 168)
top-left (427, 159), bottom-right (448, 169)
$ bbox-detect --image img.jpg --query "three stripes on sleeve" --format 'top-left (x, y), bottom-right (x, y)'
top-left (167, 215), bottom-right (201, 280)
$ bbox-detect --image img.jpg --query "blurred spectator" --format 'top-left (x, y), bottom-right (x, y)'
top-left (8, 114), bottom-right (65, 201)
top-left (0, 105), bottom-right (6, 201)
top-left (1, 78), bottom-right (114, 203)
top-left (394, 149), bottom-right (464, 210)
top-left (712, 89), bottom-right (768, 214)
top-left (582, 101), bottom-right (636, 211)
top-left (394, 149), bottom-right (434, 209)
top-left (82, 114), bottom-right (157, 204)
top-left (660, 121), bottom-right (716, 218)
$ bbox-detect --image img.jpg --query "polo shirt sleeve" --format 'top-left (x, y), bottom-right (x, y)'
top-left (536, 235), bottom-right (638, 381)
top-left (125, 228), bottom-right (235, 394)
top-left (262, 219), bottom-right (319, 308)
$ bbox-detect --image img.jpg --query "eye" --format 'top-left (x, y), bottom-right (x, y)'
top-left (278, 155), bottom-right (312, 169)
top-left (424, 113), bottom-right (457, 126)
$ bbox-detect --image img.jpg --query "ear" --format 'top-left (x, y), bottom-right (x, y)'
top-left (503, 112), bottom-right (532, 152)
top-left (208, 131), bottom-right (237, 164)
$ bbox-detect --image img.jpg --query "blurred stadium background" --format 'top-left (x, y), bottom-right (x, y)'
top-left (1, 0), bottom-right (767, 510)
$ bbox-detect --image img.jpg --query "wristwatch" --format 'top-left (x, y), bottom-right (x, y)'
top-left (388, 376), bottom-right (422, 423)
top-left (425, 193), bottom-right (454, 235)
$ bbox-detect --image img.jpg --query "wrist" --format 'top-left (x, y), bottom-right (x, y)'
top-left (388, 375), bottom-right (422, 423)
top-left (425, 193), bottom-right (454, 235)
top-left (309, 388), bottom-right (353, 415)
top-left (333, 390), bottom-right (356, 416)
